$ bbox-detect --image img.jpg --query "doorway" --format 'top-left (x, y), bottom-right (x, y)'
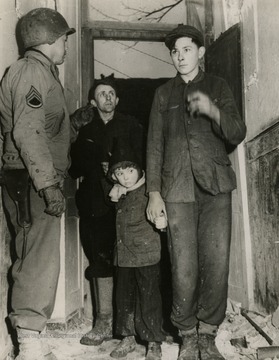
top-left (81, 20), bottom-right (250, 320)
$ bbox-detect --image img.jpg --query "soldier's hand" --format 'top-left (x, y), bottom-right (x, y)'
top-left (70, 104), bottom-right (94, 131)
top-left (42, 184), bottom-right (66, 217)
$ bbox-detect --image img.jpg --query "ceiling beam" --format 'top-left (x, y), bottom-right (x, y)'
top-left (83, 20), bottom-right (176, 41)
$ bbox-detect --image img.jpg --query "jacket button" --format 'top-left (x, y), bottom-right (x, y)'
top-left (187, 120), bottom-right (191, 125)
top-left (118, 209), bottom-right (122, 213)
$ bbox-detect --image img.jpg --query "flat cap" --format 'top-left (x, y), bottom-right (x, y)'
top-left (165, 24), bottom-right (204, 50)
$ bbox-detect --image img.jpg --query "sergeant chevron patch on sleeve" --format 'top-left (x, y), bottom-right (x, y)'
top-left (26, 86), bottom-right (43, 108)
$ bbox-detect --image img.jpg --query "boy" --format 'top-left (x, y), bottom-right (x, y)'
top-left (146, 24), bottom-right (246, 360)
top-left (69, 75), bottom-right (144, 347)
top-left (107, 140), bottom-right (165, 360)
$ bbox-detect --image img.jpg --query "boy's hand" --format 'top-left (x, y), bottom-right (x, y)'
top-left (146, 191), bottom-right (166, 223)
top-left (187, 91), bottom-right (220, 125)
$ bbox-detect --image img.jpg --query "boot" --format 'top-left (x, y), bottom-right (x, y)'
top-left (110, 336), bottom-right (136, 358)
top-left (80, 313), bottom-right (113, 345)
top-left (16, 328), bottom-right (45, 360)
top-left (80, 277), bottom-right (113, 346)
top-left (198, 322), bottom-right (224, 360)
top-left (198, 334), bottom-right (224, 360)
top-left (146, 342), bottom-right (162, 360)
top-left (178, 329), bottom-right (199, 360)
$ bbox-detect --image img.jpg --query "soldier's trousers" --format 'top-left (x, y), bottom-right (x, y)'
top-left (3, 184), bottom-right (61, 332)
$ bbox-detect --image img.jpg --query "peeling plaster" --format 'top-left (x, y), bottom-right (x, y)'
top-left (245, 71), bottom-right (258, 92)
top-left (224, 0), bottom-right (241, 27)
top-left (15, 0), bottom-right (23, 19)
top-left (241, 0), bottom-right (259, 72)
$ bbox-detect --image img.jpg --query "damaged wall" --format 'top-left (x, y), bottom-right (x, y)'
top-left (0, 3), bottom-right (26, 358)
top-left (241, 0), bottom-right (279, 313)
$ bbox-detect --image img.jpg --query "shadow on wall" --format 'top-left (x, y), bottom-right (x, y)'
top-left (115, 78), bottom-right (170, 131)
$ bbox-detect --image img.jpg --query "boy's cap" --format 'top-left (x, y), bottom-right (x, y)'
top-left (165, 24), bottom-right (204, 50)
top-left (108, 138), bottom-right (141, 180)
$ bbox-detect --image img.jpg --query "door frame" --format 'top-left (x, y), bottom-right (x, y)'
top-left (81, 21), bottom-right (175, 105)
top-left (205, 24), bottom-right (253, 308)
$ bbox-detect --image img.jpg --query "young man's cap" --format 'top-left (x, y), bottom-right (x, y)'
top-left (165, 24), bottom-right (204, 50)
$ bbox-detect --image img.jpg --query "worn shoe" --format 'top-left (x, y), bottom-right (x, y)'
top-left (16, 328), bottom-right (57, 360)
top-left (146, 342), bottom-right (162, 360)
top-left (198, 334), bottom-right (224, 360)
top-left (178, 332), bottom-right (199, 360)
top-left (110, 336), bottom-right (136, 358)
top-left (80, 314), bottom-right (113, 346)
top-left (16, 329), bottom-right (45, 360)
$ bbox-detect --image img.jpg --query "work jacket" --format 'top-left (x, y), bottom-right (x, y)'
top-left (146, 70), bottom-right (247, 203)
top-left (69, 109), bottom-right (112, 218)
top-left (114, 183), bottom-right (161, 267)
top-left (0, 50), bottom-right (71, 191)
top-left (69, 109), bottom-right (143, 218)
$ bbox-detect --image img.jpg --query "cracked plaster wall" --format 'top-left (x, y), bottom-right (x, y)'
top-left (241, 0), bottom-right (279, 140)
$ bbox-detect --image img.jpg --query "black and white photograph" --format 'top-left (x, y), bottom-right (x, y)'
top-left (0, 1), bottom-right (278, 359)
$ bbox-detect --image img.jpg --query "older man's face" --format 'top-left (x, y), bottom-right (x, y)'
top-left (91, 85), bottom-right (119, 114)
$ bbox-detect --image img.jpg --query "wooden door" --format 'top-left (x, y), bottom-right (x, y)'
top-left (205, 24), bottom-right (253, 307)
top-left (49, 1), bottom-right (84, 324)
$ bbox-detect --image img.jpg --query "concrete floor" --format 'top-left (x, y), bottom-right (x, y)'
top-left (10, 305), bottom-right (278, 360)
top-left (42, 314), bottom-right (242, 360)
top-left (46, 321), bottom-right (180, 360)
top-left (44, 307), bottom-right (279, 360)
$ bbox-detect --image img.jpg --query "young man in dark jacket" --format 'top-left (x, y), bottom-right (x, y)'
top-left (146, 24), bottom-right (246, 360)
top-left (69, 75), bottom-right (144, 347)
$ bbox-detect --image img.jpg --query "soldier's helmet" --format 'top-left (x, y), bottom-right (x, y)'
top-left (20, 7), bottom-right (76, 49)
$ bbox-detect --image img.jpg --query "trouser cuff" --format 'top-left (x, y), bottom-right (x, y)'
top-left (198, 322), bottom-right (218, 335)
top-left (180, 326), bottom-right (197, 336)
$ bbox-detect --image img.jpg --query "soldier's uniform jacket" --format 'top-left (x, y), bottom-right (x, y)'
top-left (114, 183), bottom-right (161, 267)
top-left (0, 49), bottom-right (71, 191)
top-left (146, 70), bottom-right (247, 203)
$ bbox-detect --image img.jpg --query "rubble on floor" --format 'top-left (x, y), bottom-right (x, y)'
top-left (9, 300), bottom-right (279, 360)
top-left (217, 300), bottom-right (279, 360)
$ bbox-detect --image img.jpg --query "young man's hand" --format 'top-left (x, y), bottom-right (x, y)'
top-left (187, 91), bottom-right (220, 125)
top-left (146, 191), bottom-right (166, 223)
